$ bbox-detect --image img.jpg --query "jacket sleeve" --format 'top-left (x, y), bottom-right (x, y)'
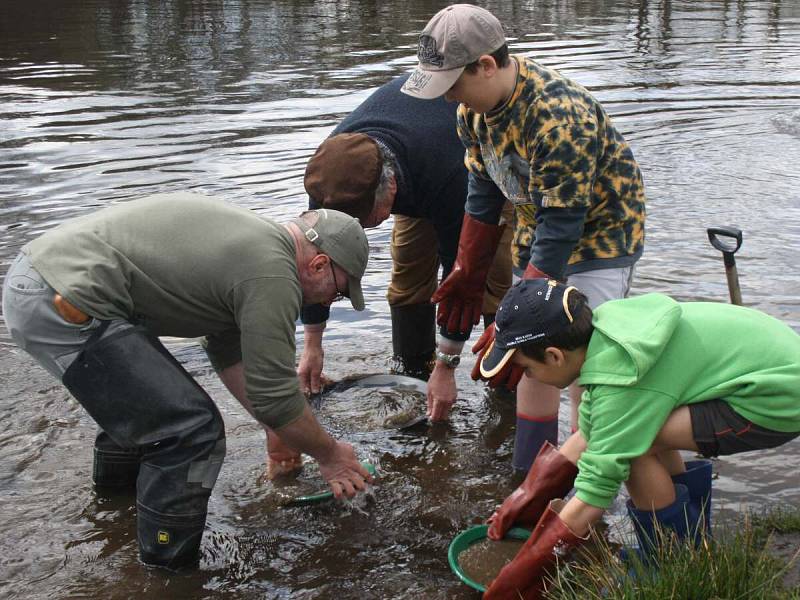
top-left (233, 277), bottom-right (306, 429)
top-left (574, 386), bottom-right (678, 509)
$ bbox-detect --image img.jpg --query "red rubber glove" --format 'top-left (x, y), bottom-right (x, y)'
top-left (522, 263), bottom-right (550, 280)
top-left (486, 441), bottom-right (578, 540)
top-left (431, 214), bottom-right (506, 335)
top-left (470, 323), bottom-right (524, 391)
top-left (484, 500), bottom-right (587, 599)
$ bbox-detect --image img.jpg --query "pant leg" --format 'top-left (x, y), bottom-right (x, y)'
top-left (94, 428), bottom-right (143, 489)
top-left (566, 265), bottom-right (635, 308)
top-left (387, 214), bottom-right (440, 307)
top-left (387, 208), bottom-right (514, 315)
top-left (387, 216), bottom-right (438, 376)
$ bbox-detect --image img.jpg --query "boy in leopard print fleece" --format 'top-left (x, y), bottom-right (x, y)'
top-left (403, 4), bottom-right (646, 475)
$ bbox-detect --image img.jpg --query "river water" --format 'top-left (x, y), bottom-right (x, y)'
top-left (1, 1), bottom-right (799, 598)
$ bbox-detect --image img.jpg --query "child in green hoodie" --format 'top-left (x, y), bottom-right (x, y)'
top-left (474, 278), bottom-right (800, 599)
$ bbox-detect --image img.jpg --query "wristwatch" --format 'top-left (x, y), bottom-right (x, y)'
top-left (435, 350), bottom-right (461, 368)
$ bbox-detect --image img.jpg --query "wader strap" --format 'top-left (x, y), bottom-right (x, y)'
top-left (85, 319), bottom-right (111, 346)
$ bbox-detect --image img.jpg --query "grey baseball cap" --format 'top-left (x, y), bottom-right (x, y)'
top-left (401, 4), bottom-right (506, 100)
top-left (293, 208), bottom-right (369, 311)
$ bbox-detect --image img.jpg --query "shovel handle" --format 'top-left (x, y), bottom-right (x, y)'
top-left (707, 226), bottom-right (743, 305)
top-left (707, 227), bottom-right (742, 267)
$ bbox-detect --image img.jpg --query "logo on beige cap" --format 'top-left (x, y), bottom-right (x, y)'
top-left (418, 34), bottom-right (444, 66)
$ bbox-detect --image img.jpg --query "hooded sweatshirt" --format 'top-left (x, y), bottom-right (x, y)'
top-left (574, 293), bottom-right (800, 509)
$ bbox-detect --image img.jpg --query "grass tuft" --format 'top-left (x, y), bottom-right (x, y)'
top-left (543, 507), bottom-right (800, 600)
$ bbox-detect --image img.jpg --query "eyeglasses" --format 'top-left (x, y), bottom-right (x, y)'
top-left (330, 262), bottom-right (346, 303)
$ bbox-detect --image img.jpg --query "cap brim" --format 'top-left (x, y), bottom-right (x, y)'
top-left (479, 340), bottom-right (517, 378)
top-left (400, 65), bottom-right (465, 100)
top-left (347, 274), bottom-right (365, 311)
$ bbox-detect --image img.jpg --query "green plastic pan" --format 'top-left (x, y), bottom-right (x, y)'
top-left (282, 462), bottom-right (376, 507)
top-left (447, 524), bottom-right (532, 592)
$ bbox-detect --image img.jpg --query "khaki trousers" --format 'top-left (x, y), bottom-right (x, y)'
top-left (387, 203), bottom-right (514, 315)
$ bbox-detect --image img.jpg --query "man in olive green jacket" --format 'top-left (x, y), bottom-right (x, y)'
top-left (2, 193), bottom-right (372, 570)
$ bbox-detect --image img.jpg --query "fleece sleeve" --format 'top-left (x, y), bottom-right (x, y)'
top-left (526, 123), bottom-right (597, 278)
top-left (575, 386), bottom-right (678, 509)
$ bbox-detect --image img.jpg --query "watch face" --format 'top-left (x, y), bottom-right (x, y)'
top-left (437, 352), bottom-right (460, 367)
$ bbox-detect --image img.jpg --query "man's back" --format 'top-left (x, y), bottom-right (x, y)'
top-left (334, 74), bottom-right (466, 219)
top-left (26, 193), bottom-right (298, 337)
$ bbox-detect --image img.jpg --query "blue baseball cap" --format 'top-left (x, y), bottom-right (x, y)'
top-left (480, 279), bottom-right (578, 378)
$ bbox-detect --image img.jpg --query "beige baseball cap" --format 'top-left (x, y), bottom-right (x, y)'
top-left (401, 4), bottom-right (506, 100)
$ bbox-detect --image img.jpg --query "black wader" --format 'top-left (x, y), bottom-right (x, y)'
top-left (62, 323), bottom-right (226, 570)
top-left (390, 303), bottom-right (435, 380)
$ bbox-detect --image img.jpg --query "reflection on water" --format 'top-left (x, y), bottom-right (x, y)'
top-left (1, 0), bottom-right (800, 598)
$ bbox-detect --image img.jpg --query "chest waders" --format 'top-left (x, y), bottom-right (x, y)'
top-left (62, 322), bottom-right (226, 570)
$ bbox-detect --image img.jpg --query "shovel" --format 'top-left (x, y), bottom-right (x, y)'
top-left (706, 226), bottom-right (743, 305)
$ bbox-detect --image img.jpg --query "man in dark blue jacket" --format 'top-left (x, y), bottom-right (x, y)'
top-left (299, 73), bottom-right (511, 434)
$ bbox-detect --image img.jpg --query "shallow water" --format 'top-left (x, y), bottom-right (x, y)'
top-left (1, 0), bottom-right (800, 598)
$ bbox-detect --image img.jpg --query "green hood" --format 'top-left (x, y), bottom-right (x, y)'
top-left (579, 294), bottom-right (682, 387)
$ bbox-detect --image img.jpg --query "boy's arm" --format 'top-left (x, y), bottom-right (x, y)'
top-left (575, 387), bottom-right (677, 509)
top-left (526, 123), bottom-right (597, 280)
top-left (431, 109), bottom-right (507, 336)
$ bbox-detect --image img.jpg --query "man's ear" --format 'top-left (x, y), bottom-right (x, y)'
top-left (386, 173), bottom-right (398, 200)
top-left (308, 253), bottom-right (329, 274)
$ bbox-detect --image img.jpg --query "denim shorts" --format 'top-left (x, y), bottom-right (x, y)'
top-left (2, 251), bottom-right (108, 379)
top-left (689, 399), bottom-right (800, 457)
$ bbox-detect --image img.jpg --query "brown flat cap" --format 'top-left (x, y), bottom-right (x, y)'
top-left (304, 133), bottom-right (382, 222)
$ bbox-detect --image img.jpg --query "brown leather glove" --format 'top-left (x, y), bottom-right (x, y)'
top-left (431, 214), bottom-right (506, 335)
top-left (487, 441), bottom-right (578, 540)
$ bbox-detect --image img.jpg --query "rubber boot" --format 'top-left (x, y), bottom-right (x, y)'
top-left (512, 414), bottom-right (559, 474)
top-left (672, 459), bottom-right (712, 534)
top-left (626, 483), bottom-right (701, 564)
top-left (488, 441), bottom-right (578, 540)
top-left (93, 429), bottom-right (142, 490)
top-left (137, 503), bottom-right (206, 571)
top-left (484, 499), bottom-right (588, 600)
top-left (390, 303), bottom-right (435, 380)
